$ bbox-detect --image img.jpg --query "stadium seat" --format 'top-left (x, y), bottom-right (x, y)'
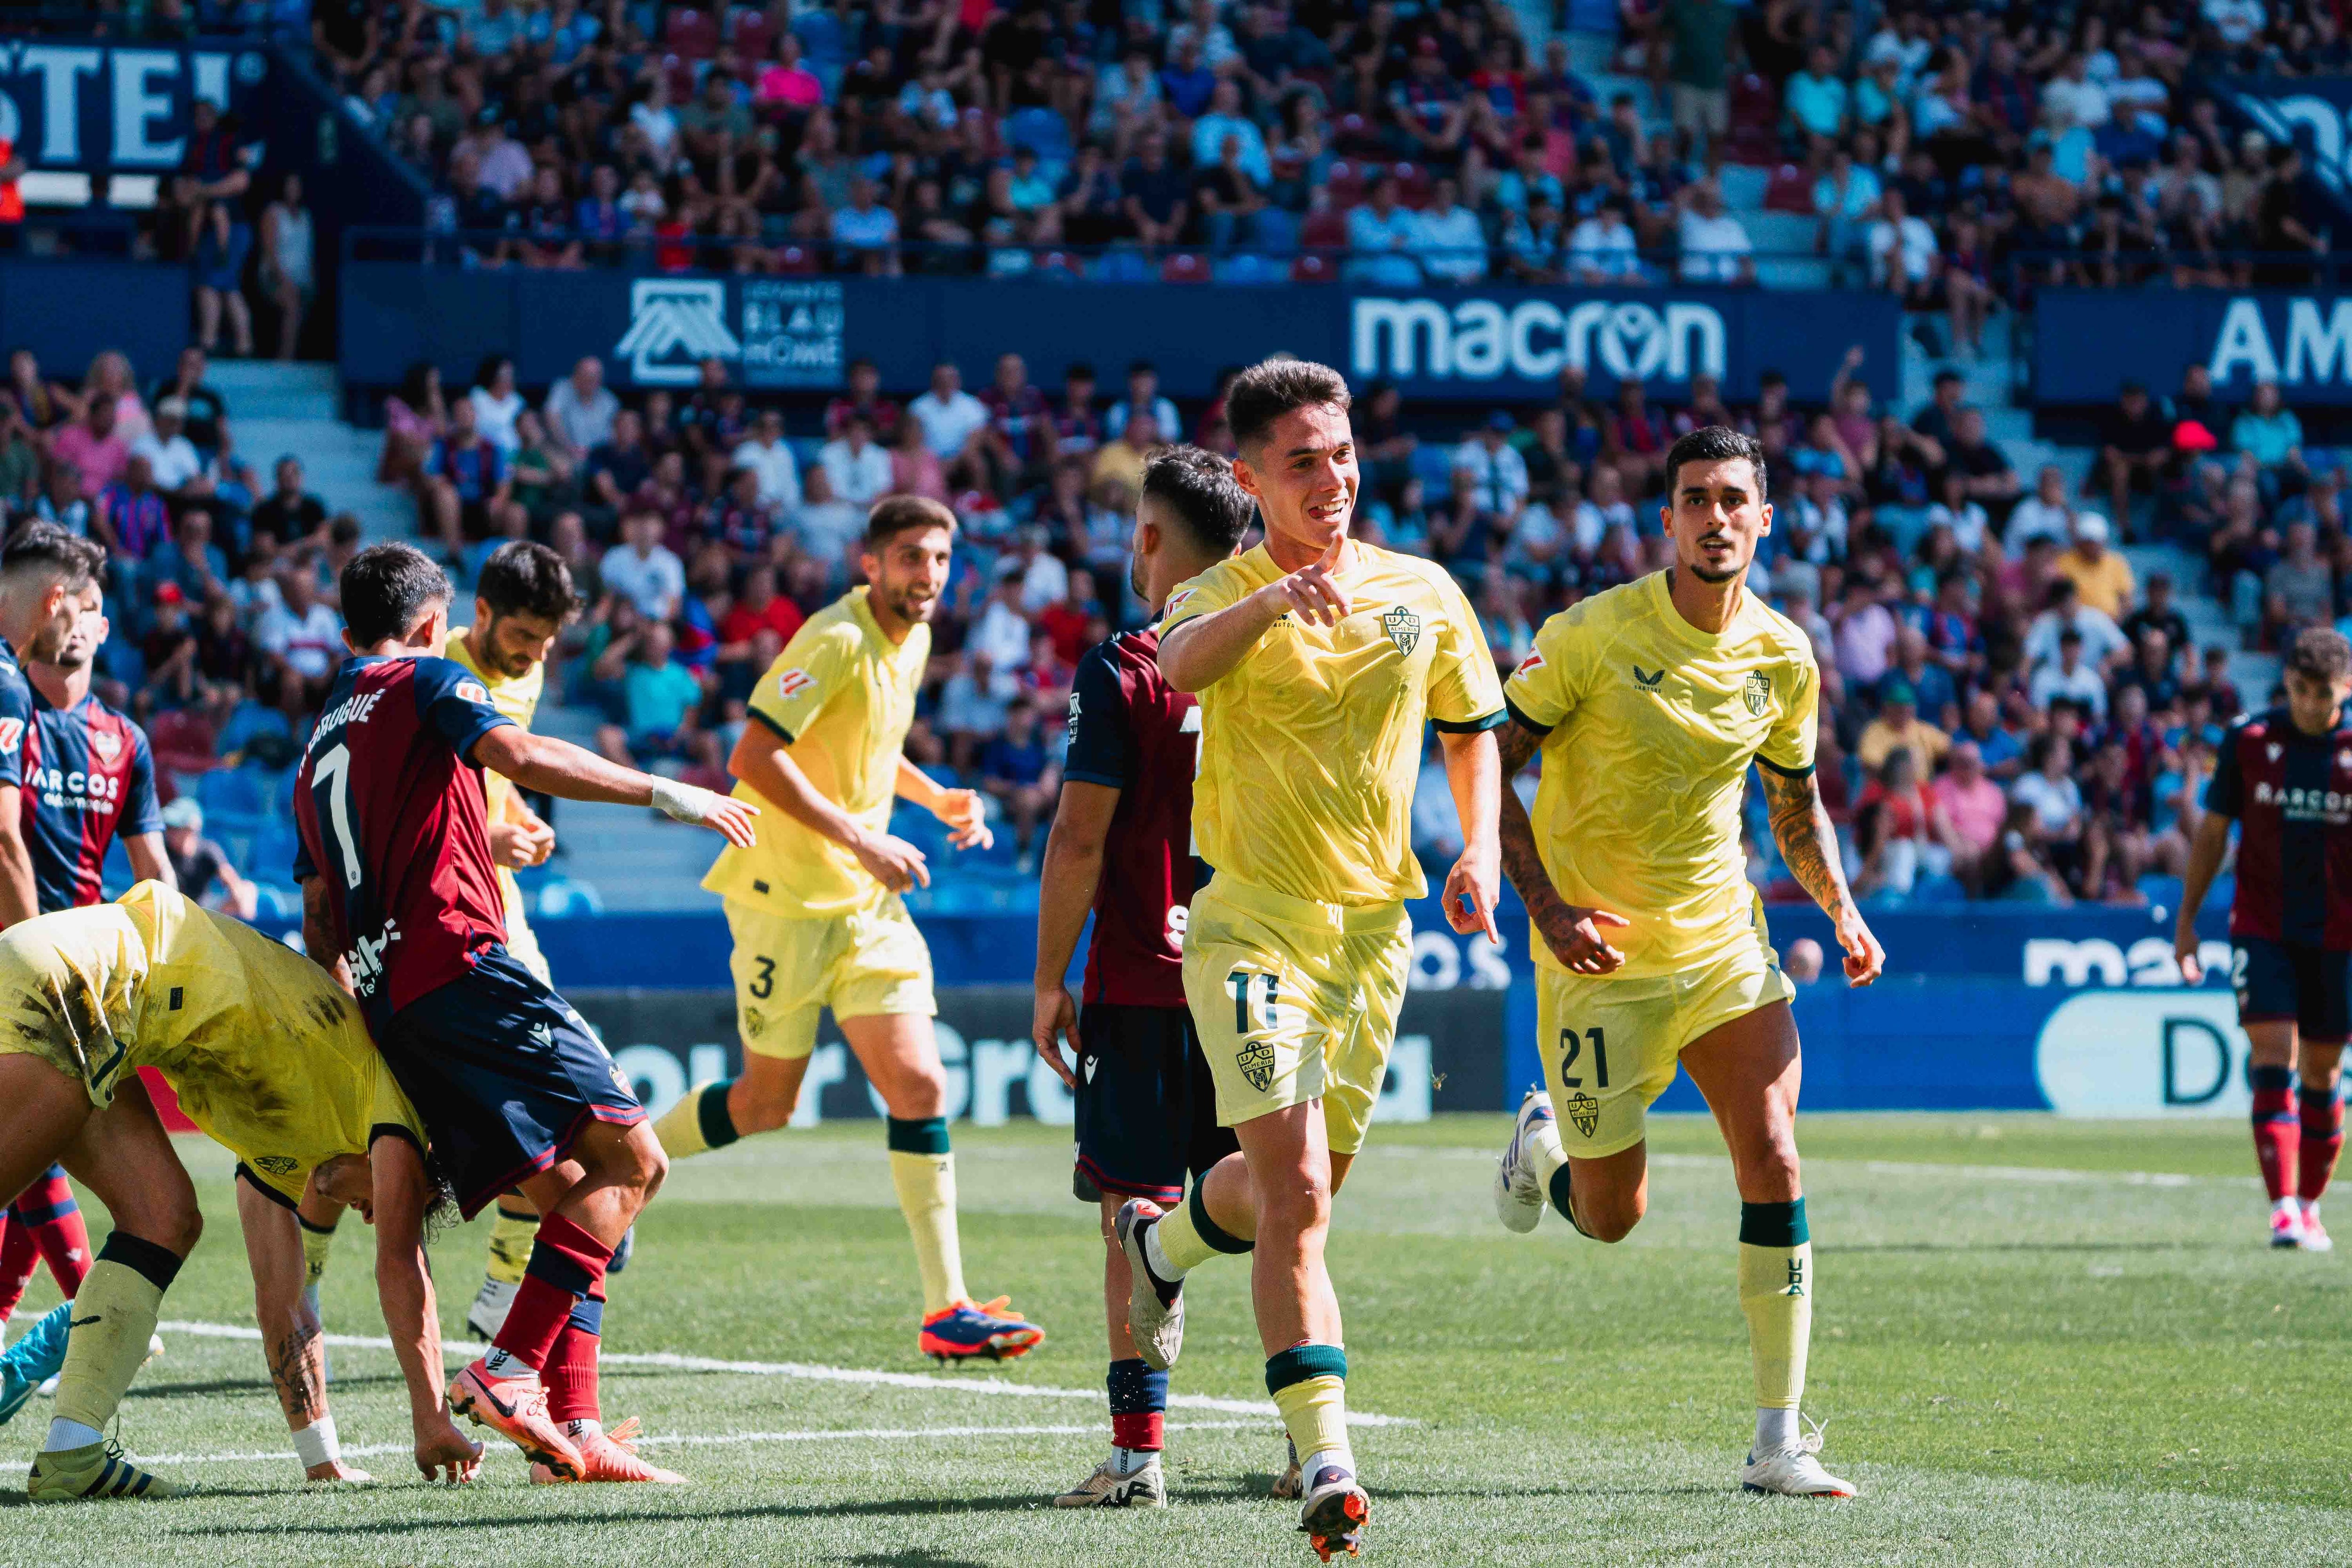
top-left (661, 53), bottom-right (701, 103)
top-left (1033, 249), bottom-right (1085, 279)
top-left (1299, 208), bottom-right (1349, 251)
top-left (1392, 162), bottom-right (1434, 209)
top-left (1004, 106), bottom-right (1073, 164)
top-left (1724, 73), bottom-right (1780, 165)
top-left (729, 6), bottom-right (773, 60)
top-left (1331, 113), bottom-right (1383, 156)
top-left (1322, 160), bottom-right (1367, 210)
top-left (1158, 252), bottom-right (1211, 284)
top-left (197, 765), bottom-right (270, 825)
top-left (147, 709), bottom-right (218, 779)
top-left (773, 243), bottom-right (818, 273)
top-left (1763, 162), bottom-right (1815, 215)
top-left (1290, 251), bottom-right (1338, 283)
top-left (664, 7), bottom-right (722, 57)
top-left (1410, 444), bottom-right (1458, 489)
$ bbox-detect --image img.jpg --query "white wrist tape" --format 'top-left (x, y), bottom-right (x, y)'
top-left (648, 776), bottom-right (720, 825)
top-left (292, 1415), bottom-right (341, 1469)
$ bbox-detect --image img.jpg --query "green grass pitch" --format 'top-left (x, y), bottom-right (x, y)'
top-left (3, 1113), bottom-right (2350, 1566)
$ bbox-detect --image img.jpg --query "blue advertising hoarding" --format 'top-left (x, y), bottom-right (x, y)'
top-left (2033, 287), bottom-right (2352, 405)
top-left (0, 40), bottom-right (275, 181)
top-left (339, 266), bottom-right (1905, 406)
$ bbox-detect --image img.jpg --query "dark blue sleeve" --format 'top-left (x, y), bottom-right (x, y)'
top-left (412, 656), bottom-right (515, 764)
top-left (2203, 728), bottom-right (2243, 819)
top-left (0, 666), bottom-right (27, 790)
top-left (291, 824), bottom-right (315, 883)
top-left (1061, 643), bottom-right (1134, 790)
top-left (123, 726), bottom-right (162, 836)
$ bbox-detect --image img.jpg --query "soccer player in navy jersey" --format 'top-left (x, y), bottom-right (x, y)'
top-left (294, 543), bottom-right (757, 1483)
top-left (2178, 626), bottom-right (2352, 1251)
top-left (1032, 447), bottom-right (1255, 1509)
top-left (0, 564), bottom-right (173, 1339)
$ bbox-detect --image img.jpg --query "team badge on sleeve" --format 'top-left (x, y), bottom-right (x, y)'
top-left (1514, 651), bottom-right (1544, 676)
top-left (1744, 670), bottom-right (1771, 717)
top-left (1164, 587), bottom-right (1197, 617)
top-left (778, 669), bottom-right (817, 700)
top-left (1382, 605), bottom-right (1421, 656)
top-left (457, 681), bottom-right (491, 705)
top-left (0, 718), bottom-right (21, 752)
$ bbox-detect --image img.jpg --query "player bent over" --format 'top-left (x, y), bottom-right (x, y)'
top-left (2176, 627), bottom-right (2352, 1250)
top-left (1489, 427), bottom-right (1883, 1498)
top-left (653, 496), bottom-right (1044, 1363)
top-left (295, 544), bottom-right (757, 1484)
top-left (0, 883), bottom-right (482, 1499)
top-left (1118, 361), bottom-right (1506, 1558)
top-left (1031, 449), bottom-right (1251, 1507)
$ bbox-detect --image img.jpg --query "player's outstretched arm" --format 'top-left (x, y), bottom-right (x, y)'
top-left (897, 754), bottom-right (992, 850)
top-left (125, 831), bottom-right (177, 891)
top-left (368, 1134), bottom-right (483, 1484)
top-left (1757, 764), bottom-right (1884, 987)
top-left (2174, 811), bottom-right (2233, 983)
top-left (1437, 726), bottom-right (1503, 943)
top-left (0, 787), bottom-right (35, 927)
top-left (1494, 717), bottom-right (1629, 973)
top-left (472, 725), bottom-right (757, 846)
top-left (728, 724), bottom-right (929, 892)
top-left (1030, 780), bottom-right (1120, 1088)
top-left (1159, 536), bottom-right (1350, 692)
top-left (235, 1176), bottom-right (363, 1482)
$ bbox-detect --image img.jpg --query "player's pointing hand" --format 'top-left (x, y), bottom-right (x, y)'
top-left (1264, 533), bottom-right (1352, 627)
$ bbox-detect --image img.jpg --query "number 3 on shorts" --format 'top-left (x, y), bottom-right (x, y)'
top-left (1558, 1025), bottom-right (1610, 1090)
top-left (749, 955), bottom-right (776, 1000)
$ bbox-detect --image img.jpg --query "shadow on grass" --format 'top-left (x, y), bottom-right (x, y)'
top-left (127, 1373), bottom-right (408, 1400)
top-left (166, 1493), bottom-right (1057, 1539)
top-left (1818, 1240), bottom-right (2209, 1256)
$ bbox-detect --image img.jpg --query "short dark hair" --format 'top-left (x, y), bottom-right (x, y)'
top-left (341, 542), bottom-right (452, 647)
top-left (865, 493), bottom-right (958, 549)
top-left (477, 541), bottom-right (581, 624)
top-left (1, 520), bottom-right (105, 592)
top-left (1140, 446), bottom-right (1256, 557)
top-left (1225, 357), bottom-right (1351, 452)
top-left (2287, 626), bottom-right (2352, 682)
top-left (1662, 426), bottom-right (1768, 500)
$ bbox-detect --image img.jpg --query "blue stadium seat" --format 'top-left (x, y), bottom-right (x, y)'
top-left (197, 765), bottom-right (270, 825)
top-left (2136, 873), bottom-right (2185, 912)
top-left (1910, 872), bottom-right (1968, 905)
top-left (1409, 444), bottom-right (1457, 490)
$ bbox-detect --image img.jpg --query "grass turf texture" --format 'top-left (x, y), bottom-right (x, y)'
top-left (2, 1112), bottom-right (2348, 1566)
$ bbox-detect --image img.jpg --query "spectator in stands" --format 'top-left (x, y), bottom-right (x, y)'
top-left (1858, 679), bottom-right (1948, 780)
top-left (2012, 730), bottom-right (2087, 884)
top-left (730, 409), bottom-right (802, 511)
top-left (582, 408), bottom-right (652, 534)
top-left (1413, 178), bottom-right (1488, 286)
top-left (420, 395), bottom-right (510, 557)
top-left (1090, 409), bottom-right (1157, 500)
top-left (596, 619), bottom-right (717, 773)
top-left (161, 796), bottom-right (256, 918)
top-left (254, 564), bottom-right (343, 707)
top-left (1954, 688), bottom-right (2026, 780)
top-left (2054, 515), bottom-right (2133, 621)
top-left (825, 358), bottom-right (901, 442)
top-left (150, 508), bottom-right (229, 605)
top-left (2025, 576), bottom-right (2130, 673)
top-left (545, 355), bottom-right (618, 461)
top-left (52, 394), bottom-right (128, 501)
top-left (134, 398), bottom-right (219, 515)
top-left (251, 455), bottom-right (327, 547)
top-left (2265, 519), bottom-right (2335, 641)
top-left (94, 455), bottom-right (171, 564)
top-left (908, 360), bottom-right (992, 490)
top-left (1454, 414), bottom-right (1530, 528)
top-left (1931, 740), bottom-right (2010, 892)
top-left (831, 177), bottom-right (903, 275)
top-left (978, 695), bottom-right (1060, 870)
top-left (817, 413), bottom-right (893, 512)
top-left (2008, 465), bottom-right (2075, 548)
top-left (1345, 175), bottom-right (1425, 287)
top-left (602, 508), bottom-right (685, 622)
top-left (1676, 178), bottom-right (1754, 284)
top-left (1942, 406), bottom-right (2021, 518)
top-left (1835, 576), bottom-right (1900, 690)
top-left (2030, 627), bottom-right (2108, 719)
top-left (1569, 196), bottom-right (1645, 285)
top-left (2233, 378), bottom-right (2306, 492)
top-left (1853, 749), bottom-right (1945, 898)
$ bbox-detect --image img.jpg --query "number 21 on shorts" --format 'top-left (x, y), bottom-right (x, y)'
top-left (1558, 1025), bottom-right (1610, 1089)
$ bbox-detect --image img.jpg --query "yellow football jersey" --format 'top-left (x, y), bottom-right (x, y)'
top-left (445, 625), bottom-right (548, 958)
top-left (1503, 571), bottom-right (1818, 979)
top-left (704, 589), bottom-right (929, 919)
top-left (1162, 542), bottom-right (1505, 907)
top-left (0, 882), bottom-right (424, 1204)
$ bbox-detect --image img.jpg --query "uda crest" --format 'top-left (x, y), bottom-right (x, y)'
top-left (1565, 1091), bottom-right (1601, 1138)
top-left (1743, 670), bottom-right (1771, 717)
top-left (1237, 1040), bottom-right (1277, 1092)
top-left (254, 1154), bottom-right (298, 1176)
top-left (1382, 605), bottom-right (1421, 656)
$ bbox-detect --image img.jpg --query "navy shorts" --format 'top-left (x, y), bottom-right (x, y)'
top-left (2234, 936), bottom-right (2352, 1044)
top-left (1073, 1002), bottom-right (1238, 1206)
top-left (377, 945), bottom-right (644, 1218)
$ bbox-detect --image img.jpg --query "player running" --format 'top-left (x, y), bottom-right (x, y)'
top-left (294, 543), bottom-right (756, 1484)
top-left (1031, 447), bottom-right (1251, 1509)
top-left (2, 882), bottom-right (483, 1500)
top-left (2175, 627), bottom-right (2352, 1251)
top-left (0, 551), bottom-right (174, 1368)
top-left (1488, 426), bottom-right (1883, 1499)
top-left (1115, 359), bottom-right (1506, 1559)
top-left (652, 495), bottom-right (1045, 1364)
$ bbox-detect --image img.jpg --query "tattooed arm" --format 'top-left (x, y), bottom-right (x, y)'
top-left (1494, 717), bottom-right (1630, 974)
top-left (1757, 762), bottom-right (1885, 987)
top-left (235, 1174), bottom-right (366, 1481)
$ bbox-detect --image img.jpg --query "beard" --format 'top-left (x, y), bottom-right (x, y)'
top-left (1129, 550), bottom-right (1147, 605)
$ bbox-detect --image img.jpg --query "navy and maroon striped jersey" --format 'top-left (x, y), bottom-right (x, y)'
top-left (22, 688), bottom-right (160, 911)
top-left (0, 639), bottom-right (32, 797)
top-left (292, 655), bottom-right (515, 1023)
top-left (2204, 707), bottom-right (2352, 949)
top-left (1063, 627), bottom-right (1200, 1009)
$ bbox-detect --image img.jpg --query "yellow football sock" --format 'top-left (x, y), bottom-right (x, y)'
top-left (485, 1206), bottom-right (539, 1287)
top-left (889, 1118), bottom-right (964, 1314)
top-left (1738, 1200), bottom-right (1813, 1411)
top-left (51, 1241), bottom-right (177, 1438)
top-left (1267, 1345), bottom-right (1352, 1474)
top-left (1150, 1195), bottom-right (1219, 1276)
top-left (299, 1217), bottom-right (337, 1290)
top-left (652, 1079), bottom-right (741, 1159)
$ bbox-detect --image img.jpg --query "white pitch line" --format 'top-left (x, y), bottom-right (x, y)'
top-left (1385, 1144), bottom-right (2227, 1187)
top-left (156, 1320), bottom-right (1410, 1426)
top-left (0, 1419), bottom-right (1273, 1473)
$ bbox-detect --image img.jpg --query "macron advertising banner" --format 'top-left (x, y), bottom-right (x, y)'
top-left (339, 267), bottom-right (1904, 405)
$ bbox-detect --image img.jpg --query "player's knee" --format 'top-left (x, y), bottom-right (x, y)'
top-left (1579, 1196), bottom-right (1643, 1244)
top-left (881, 1064), bottom-right (947, 1120)
top-left (732, 1081), bottom-right (797, 1133)
top-left (1255, 1170), bottom-right (1331, 1240)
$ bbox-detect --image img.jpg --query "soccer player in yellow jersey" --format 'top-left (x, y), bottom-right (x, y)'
top-left (1487, 426), bottom-right (1885, 1499)
top-left (1114, 358), bottom-right (1506, 1560)
top-left (653, 494), bottom-right (1045, 1362)
top-left (0, 882), bottom-right (482, 1500)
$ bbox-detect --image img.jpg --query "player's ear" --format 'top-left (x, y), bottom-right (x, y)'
top-left (1757, 501), bottom-right (1773, 536)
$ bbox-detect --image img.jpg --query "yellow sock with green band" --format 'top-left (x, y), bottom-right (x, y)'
top-left (889, 1117), bottom-right (966, 1314)
top-left (1738, 1199), bottom-right (1813, 1446)
top-left (1266, 1343), bottom-right (1353, 1479)
top-left (298, 1213), bottom-right (338, 1290)
top-left (652, 1079), bottom-right (742, 1159)
top-left (485, 1206), bottom-right (540, 1287)
top-left (1145, 1182), bottom-right (1251, 1280)
top-left (48, 1234), bottom-right (181, 1441)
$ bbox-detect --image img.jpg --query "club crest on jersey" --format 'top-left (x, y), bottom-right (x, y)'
top-left (1237, 1039), bottom-right (1277, 1092)
top-left (2270, 743), bottom-right (2284, 762)
top-left (89, 729), bottom-right (120, 763)
top-left (1381, 605), bottom-right (1422, 656)
top-left (1744, 670), bottom-right (1771, 717)
top-left (1631, 665), bottom-right (1664, 690)
top-left (1565, 1091), bottom-right (1601, 1138)
top-left (778, 668), bottom-right (817, 700)
top-left (529, 1021), bottom-right (554, 1049)
top-left (254, 1154), bottom-right (298, 1177)
top-left (456, 680), bottom-right (491, 705)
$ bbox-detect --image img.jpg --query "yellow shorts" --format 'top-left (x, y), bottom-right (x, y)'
top-left (725, 894), bottom-right (934, 1061)
top-left (500, 869), bottom-right (552, 986)
top-left (1537, 939), bottom-right (1795, 1160)
top-left (1181, 878), bottom-right (1410, 1157)
top-left (0, 924), bottom-right (135, 1108)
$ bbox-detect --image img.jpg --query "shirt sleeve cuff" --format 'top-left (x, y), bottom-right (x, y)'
top-left (1061, 768), bottom-right (1128, 789)
top-left (1433, 708), bottom-right (1510, 734)
top-left (1502, 694), bottom-right (1555, 737)
top-left (748, 708), bottom-right (798, 745)
top-left (1754, 753), bottom-right (1817, 779)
